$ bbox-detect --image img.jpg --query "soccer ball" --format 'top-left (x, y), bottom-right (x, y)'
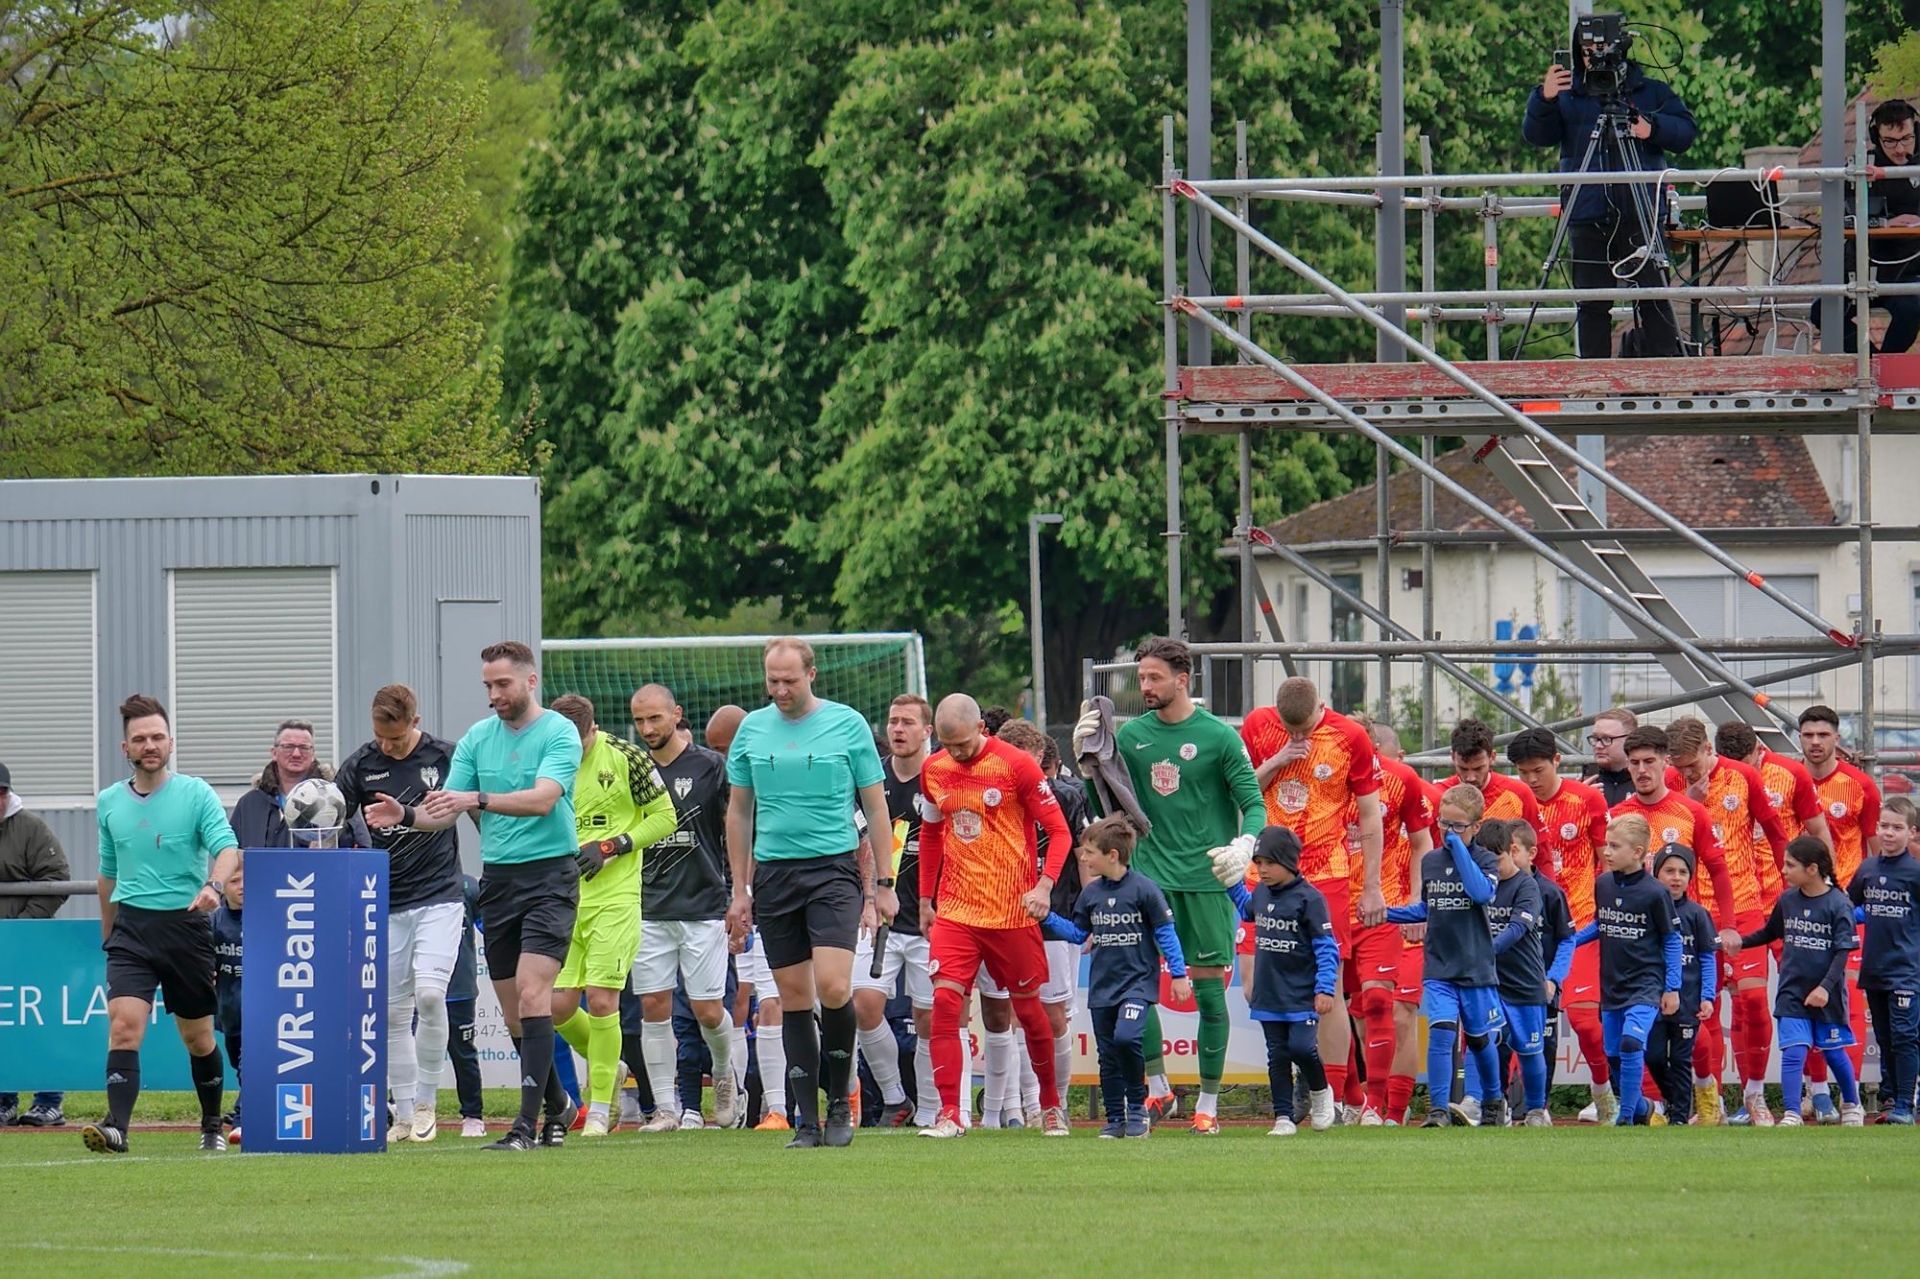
top-left (283, 777), bottom-right (347, 838)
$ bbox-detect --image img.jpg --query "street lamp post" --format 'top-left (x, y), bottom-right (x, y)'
top-left (1028, 513), bottom-right (1065, 733)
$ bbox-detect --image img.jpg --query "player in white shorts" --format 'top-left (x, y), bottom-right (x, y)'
top-left (630, 685), bottom-right (742, 1131)
top-left (336, 685), bottom-right (468, 1142)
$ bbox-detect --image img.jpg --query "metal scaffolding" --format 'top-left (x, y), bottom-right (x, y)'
top-left (1137, 94), bottom-right (1920, 768)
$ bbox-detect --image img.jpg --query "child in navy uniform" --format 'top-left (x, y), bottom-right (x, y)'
top-left (1573, 813), bottom-right (1682, 1126)
top-left (1226, 826), bottom-right (1339, 1135)
top-left (1043, 816), bottom-right (1188, 1139)
top-left (1387, 784), bottom-right (1504, 1128)
top-left (1649, 844), bottom-right (1717, 1127)
top-left (1729, 835), bottom-right (1865, 1126)
top-left (1466, 819), bottom-right (1548, 1128)
top-left (211, 855), bottom-right (244, 1141)
top-left (1853, 796), bottom-right (1920, 1123)
top-left (1509, 823), bottom-right (1574, 1123)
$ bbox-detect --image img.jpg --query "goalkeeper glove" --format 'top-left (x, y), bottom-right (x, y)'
top-left (576, 832), bottom-right (634, 881)
top-left (1208, 834), bottom-right (1256, 887)
top-left (1070, 702), bottom-right (1103, 778)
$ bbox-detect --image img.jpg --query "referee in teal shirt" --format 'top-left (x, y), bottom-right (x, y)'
top-left (84, 695), bottom-right (241, 1155)
top-left (725, 638), bottom-right (895, 1149)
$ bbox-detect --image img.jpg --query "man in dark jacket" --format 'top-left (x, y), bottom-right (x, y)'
top-left (1523, 26), bottom-right (1696, 359)
top-left (229, 719), bottom-right (368, 847)
top-left (1813, 99), bottom-right (1920, 353)
top-left (0, 760), bottom-right (72, 1125)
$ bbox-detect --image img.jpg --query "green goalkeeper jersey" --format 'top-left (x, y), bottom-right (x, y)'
top-left (1114, 705), bottom-right (1265, 892)
top-left (572, 731), bottom-right (677, 909)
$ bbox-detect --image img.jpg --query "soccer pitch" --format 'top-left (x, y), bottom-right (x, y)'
top-left (9, 1117), bottom-right (1919, 1277)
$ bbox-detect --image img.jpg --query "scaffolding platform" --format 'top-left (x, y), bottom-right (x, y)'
top-left (1178, 352), bottom-right (1920, 435)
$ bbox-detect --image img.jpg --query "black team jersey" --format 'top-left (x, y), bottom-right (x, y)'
top-left (1665, 892), bottom-right (1716, 1021)
top-left (336, 734), bottom-right (463, 913)
top-left (1851, 850), bottom-right (1920, 991)
top-left (1746, 887), bottom-right (1857, 1026)
top-left (1489, 868), bottom-right (1546, 1005)
top-left (644, 742), bottom-right (730, 922)
top-left (1591, 869), bottom-right (1677, 1011)
top-left (882, 758), bottom-right (926, 937)
top-left (1045, 775), bottom-right (1093, 917)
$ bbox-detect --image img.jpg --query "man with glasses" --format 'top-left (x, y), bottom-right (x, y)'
top-left (1581, 709), bottom-right (1637, 807)
top-left (1813, 99), bottom-right (1920, 353)
top-left (230, 719), bottom-right (368, 849)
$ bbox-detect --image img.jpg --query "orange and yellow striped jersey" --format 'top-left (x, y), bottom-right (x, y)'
top-left (918, 736), bottom-right (1070, 930)
top-left (1241, 706), bottom-right (1380, 882)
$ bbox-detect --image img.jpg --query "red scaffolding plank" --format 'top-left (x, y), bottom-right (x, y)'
top-left (1179, 354), bottom-right (1890, 403)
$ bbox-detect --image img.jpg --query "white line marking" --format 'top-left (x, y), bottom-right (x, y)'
top-left (24, 1242), bottom-right (468, 1276)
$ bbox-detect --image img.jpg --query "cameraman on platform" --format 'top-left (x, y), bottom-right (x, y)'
top-left (1523, 19), bottom-right (1696, 358)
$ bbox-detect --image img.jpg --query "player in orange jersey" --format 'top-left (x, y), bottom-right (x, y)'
top-left (1241, 678), bottom-right (1385, 1117)
top-left (1611, 726), bottom-right (1738, 934)
top-left (1796, 705), bottom-right (1881, 1115)
top-left (1356, 720), bottom-right (1435, 1124)
top-left (1440, 719), bottom-right (1543, 830)
top-left (1714, 720), bottom-right (1831, 909)
top-left (917, 695), bottom-right (1072, 1138)
top-left (1666, 717), bottom-right (1792, 1125)
top-left (1506, 727), bottom-right (1615, 1121)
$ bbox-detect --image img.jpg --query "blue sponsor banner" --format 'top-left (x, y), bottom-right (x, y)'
top-left (241, 848), bottom-right (387, 1155)
top-left (0, 920), bottom-right (236, 1091)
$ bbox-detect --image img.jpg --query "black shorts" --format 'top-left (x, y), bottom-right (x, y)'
top-left (753, 853), bottom-right (862, 970)
top-left (477, 857), bottom-right (578, 979)
top-left (105, 906), bottom-right (217, 1021)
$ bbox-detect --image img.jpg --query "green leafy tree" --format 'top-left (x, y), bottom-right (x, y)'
top-left (0, 1), bottom-right (513, 477)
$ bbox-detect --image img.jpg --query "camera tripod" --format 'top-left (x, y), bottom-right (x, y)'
top-left (1513, 95), bottom-right (1675, 358)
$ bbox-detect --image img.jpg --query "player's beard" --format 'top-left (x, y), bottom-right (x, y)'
top-left (496, 690), bottom-right (533, 722)
top-left (1141, 688), bottom-right (1166, 710)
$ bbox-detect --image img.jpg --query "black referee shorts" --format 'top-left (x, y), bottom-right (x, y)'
top-left (105, 906), bottom-right (218, 1021)
top-left (478, 856), bottom-right (578, 980)
top-left (753, 853), bottom-right (862, 970)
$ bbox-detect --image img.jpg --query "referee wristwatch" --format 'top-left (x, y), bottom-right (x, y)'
top-left (876, 877), bottom-right (896, 889)
top-left (477, 791), bottom-right (490, 811)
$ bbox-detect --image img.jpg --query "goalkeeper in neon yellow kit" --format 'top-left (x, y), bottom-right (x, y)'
top-left (549, 695), bottom-right (678, 1136)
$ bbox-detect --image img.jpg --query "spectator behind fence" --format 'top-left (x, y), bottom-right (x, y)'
top-left (1522, 23), bottom-right (1696, 359)
top-left (0, 759), bottom-right (72, 1126)
top-left (229, 718), bottom-right (370, 847)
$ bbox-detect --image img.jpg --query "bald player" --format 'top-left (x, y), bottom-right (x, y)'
top-left (918, 695), bottom-right (1073, 1138)
top-left (706, 705), bottom-right (746, 755)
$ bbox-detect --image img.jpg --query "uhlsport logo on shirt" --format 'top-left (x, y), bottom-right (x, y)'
top-left (360, 1085), bottom-right (378, 1142)
top-left (278, 1084), bottom-right (314, 1141)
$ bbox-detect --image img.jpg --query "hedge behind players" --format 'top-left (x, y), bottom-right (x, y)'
top-left (337, 683), bottom-right (465, 1142)
top-left (84, 694), bottom-right (241, 1155)
top-left (367, 641), bottom-right (584, 1152)
top-left (630, 682), bottom-right (742, 1131)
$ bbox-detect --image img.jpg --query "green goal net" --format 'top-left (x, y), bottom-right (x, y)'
top-left (540, 633), bottom-right (927, 731)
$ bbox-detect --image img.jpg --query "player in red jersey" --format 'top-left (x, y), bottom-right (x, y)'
top-left (1354, 720), bottom-right (1435, 1124)
top-left (1797, 704), bottom-right (1881, 1108)
top-left (1714, 720), bottom-right (1831, 909)
top-left (1506, 727), bottom-right (1616, 1121)
top-left (1666, 717), bottom-right (1792, 1126)
top-left (917, 694), bottom-right (1073, 1138)
top-left (1440, 718), bottom-right (1544, 830)
top-left (1611, 726), bottom-right (1738, 934)
top-left (1241, 678), bottom-right (1385, 1114)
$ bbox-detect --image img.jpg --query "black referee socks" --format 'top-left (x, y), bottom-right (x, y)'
top-left (819, 1001), bottom-right (857, 1105)
top-left (515, 1016), bottom-right (555, 1132)
top-left (782, 1009), bottom-right (821, 1130)
top-left (190, 1047), bottom-right (225, 1131)
top-left (104, 1049), bottom-right (140, 1130)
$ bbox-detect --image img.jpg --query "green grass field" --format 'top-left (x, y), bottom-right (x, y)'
top-left (10, 1097), bottom-right (1919, 1277)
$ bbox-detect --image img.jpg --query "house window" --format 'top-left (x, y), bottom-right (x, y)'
top-left (1331, 573), bottom-right (1366, 713)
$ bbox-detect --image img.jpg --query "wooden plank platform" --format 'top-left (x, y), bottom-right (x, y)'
top-left (1179, 354), bottom-right (1899, 403)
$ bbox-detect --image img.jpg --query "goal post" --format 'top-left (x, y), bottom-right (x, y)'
top-left (540, 632), bottom-right (928, 730)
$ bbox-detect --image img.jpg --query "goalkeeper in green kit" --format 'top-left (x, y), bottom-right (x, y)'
top-left (1073, 637), bottom-right (1264, 1131)
top-left (549, 695), bottom-right (678, 1137)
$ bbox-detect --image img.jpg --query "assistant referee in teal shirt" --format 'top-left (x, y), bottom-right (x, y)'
top-left (84, 694), bottom-right (241, 1155)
